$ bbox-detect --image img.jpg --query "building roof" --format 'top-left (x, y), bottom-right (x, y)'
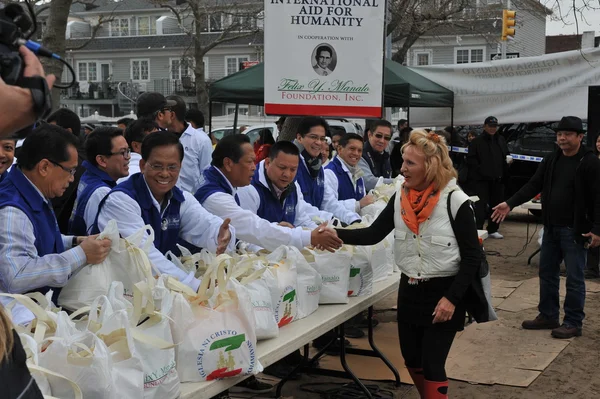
top-left (421, 19), bottom-right (501, 37)
top-left (545, 34), bottom-right (582, 54)
top-left (66, 32), bottom-right (263, 51)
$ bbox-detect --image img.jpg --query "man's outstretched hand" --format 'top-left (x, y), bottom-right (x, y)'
top-left (491, 202), bottom-right (511, 224)
top-left (216, 218), bottom-right (232, 255)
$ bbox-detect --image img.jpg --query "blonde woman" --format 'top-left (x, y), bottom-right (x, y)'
top-left (336, 130), bottom-right (492, 399)
top-left (0, 305), bottom-right (44, 398)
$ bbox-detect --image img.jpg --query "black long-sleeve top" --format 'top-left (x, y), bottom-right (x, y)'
top-left (336, 193), bottom-right (482, 305)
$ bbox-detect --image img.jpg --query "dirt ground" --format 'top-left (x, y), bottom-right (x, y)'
top-left (278, 211), bottom-right (600, 398)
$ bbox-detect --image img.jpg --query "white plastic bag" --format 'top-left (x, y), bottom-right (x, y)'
top-left (167, 255), bottom-right (262, 382)
top-left (131, 279), bottom-right (180, 399)
top-left (348, 245), bottom-right (373, 297)
top-left (59, 221), bottom-right (155, 310)
top-left (266, 247), bottom-right (299, 327)
top-left (39, 330), bottom-right (115, 399)
top-left (303, 247), bottom-right (352, 304)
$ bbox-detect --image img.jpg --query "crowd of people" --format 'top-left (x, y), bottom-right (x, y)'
top-left (0, 45), bottom-right (598, 399)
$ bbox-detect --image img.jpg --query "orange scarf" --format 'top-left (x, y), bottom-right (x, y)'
top-left (400, 184), bottom-right (441, 234)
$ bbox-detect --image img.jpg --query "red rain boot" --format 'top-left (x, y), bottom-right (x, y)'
top-left (424, 379), bottom-right (449, 398)
top-left (407, 367), bottom-right (425, 398)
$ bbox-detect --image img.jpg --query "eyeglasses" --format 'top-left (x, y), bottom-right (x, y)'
top-left (149, 163), bottom-right (180, 172)
top-left (374, 133), bottom-right (392, 141)
top-left (108, 148), bottom-right (131, 158)
top-left (305, 134), bottom-right (327, 142)
top-left (47, 159), bottom-right (77, 176)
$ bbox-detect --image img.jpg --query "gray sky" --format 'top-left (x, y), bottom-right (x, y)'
top-left (545, 1), bottom-right (600, 35)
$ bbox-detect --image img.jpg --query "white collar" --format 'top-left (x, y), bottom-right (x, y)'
top-left (214, 166), bottom-right (237, 195)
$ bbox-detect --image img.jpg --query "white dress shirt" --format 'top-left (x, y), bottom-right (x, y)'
top-left (237, 161), bottom-right (329, 230)
top-left (323, 156), bottom-right (366, 217)
top-left (177, 125), bottom-right (212, 193)
top-left (96, 177), bottom-right (236, 291)
top-left (0, 175), bottom-right (86, 325)
top-left (200, 168), bottom-right (312, 251)
top-left (117, 152), bottom-right (142, 184)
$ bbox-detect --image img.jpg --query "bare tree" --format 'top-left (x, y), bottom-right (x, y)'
top-left (156, 0), bottom-right (263, 117)
top-left (387, 0), bottom-right (473, 63)
top-left (278, 117), bottom-right (303, 142)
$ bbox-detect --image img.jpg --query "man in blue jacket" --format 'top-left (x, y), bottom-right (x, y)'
top-left (237, 140), bottom-right (330, 229)
top-left (0, 124), bottom-right (111, 321)
top-left (94, 131), bottom-right (234, 292)
top-left (69, 127), bottom-right (130, 236)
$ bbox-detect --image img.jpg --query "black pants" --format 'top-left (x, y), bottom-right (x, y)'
top-left (474, 180), bottom-right (504, 233)
top-left (398, 323), bottom-right (456, 382)
top-left (587, 246), bottom-right (600, 275)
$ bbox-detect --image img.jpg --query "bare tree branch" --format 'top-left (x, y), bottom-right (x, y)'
top-left (66, 13), bottom-right (115, 50)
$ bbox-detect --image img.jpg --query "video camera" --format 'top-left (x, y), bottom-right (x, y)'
top-left (0, 2), bottom-right (75, 119)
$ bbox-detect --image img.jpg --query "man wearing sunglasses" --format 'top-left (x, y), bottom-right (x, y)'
top-left (68, 127), bottom-right (131, 236)
top-left (359, 119), bottom-right (394, 191)
top-left (0, 124), bottom-right (112, 323)
top-left (94, 131), bottom-right (235, 292)
top-left (136, 92), bottom-right (177, 130)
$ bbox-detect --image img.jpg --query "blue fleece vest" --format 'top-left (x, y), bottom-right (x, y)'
top-left (0, 167), bottom-right (65, 300)
top-left (295, 161), bottom-right (325, 208)
top-left (194, 166), bottom-right (240, 205)
top-left (68, 161), bottom-right (116, 236)
top-left (325, 157), bottom-right (365, 201)
top-left (251, 167), bottom-right (297, 224)
top-left (94, 173), bottom-right (185, 255)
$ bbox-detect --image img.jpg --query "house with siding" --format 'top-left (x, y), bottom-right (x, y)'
top-left (43, 0), bottom-right (264, 118)
top-left (398, 0), bottom-right (551, 66)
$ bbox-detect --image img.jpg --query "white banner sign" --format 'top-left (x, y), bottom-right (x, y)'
top-left (407, 48), bottom-right (600, 126)
top-left (264, 0), bottom-right (386, 118)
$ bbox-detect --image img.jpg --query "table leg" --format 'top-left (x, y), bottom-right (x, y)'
top-left (365, 306), bottom-right (401, 386)
top-left (338, 322), bottom-right (374, 399)
top-left (275, 344), bottom-right (309, 398)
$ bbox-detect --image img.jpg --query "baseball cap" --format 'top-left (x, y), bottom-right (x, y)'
top-left (136, 92), bottom-right (177, 118)
top-left (484, 116), bottom-right (498, 126)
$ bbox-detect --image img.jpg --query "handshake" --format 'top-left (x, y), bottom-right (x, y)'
top-left (310, 222), bottom-right (343, 252)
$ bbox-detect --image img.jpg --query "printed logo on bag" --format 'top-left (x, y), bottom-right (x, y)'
top-left (144, 360), bottom-right (176, 388)
top-left (348, 267), bottom-right (363, 296)
top-left (252, 300), bottom-right (272, 312)
top-left (322, 275), bottom-right (340, 284)
top-left (275, 287), bottom-right (297, 328)
top-left (197, 331), bottom-right (257, 380)
top-left (306, 285), bottom-right (320, 296)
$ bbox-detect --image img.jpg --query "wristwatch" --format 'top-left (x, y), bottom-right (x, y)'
top-left (72, 237), bottom-right (78, 247)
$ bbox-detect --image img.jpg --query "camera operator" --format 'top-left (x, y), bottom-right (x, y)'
top-left (0, 46), bottom-right (55, 137)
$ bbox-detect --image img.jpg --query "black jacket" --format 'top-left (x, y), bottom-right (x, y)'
top-left (506, 146), bottom-right (600, 241)
top-left (362, 141), bottom-right (391, 178)
top-left (466, 132), bottom-right (509, 181)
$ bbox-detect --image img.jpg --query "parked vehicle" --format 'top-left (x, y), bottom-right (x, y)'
top-left (210, 126), bottom-right (239, 142)
top-left (243, 123), bottom-right (278, 144)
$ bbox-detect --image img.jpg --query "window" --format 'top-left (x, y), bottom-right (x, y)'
top-left (170, 58), bottom-right (194, 80)
top-left (455, 47), bottom-right (485, 64)
top-left (225, 56), bottom-right (249, 76)
top-left (136, 16), bottom-right (157, 35)
top-left (412, 49), bottom-right (433, 66)
top-left (131, 59), bottom-right (150, 81)
top-left (110, 18), bottom-right (130, 37)
top-left (209, 13), bottom-right (222, 32)
top-left (77, 61), bottom-right (98, 81)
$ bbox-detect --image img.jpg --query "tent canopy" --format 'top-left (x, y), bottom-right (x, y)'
top-left (208, 59), bottom-right (454, 109)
